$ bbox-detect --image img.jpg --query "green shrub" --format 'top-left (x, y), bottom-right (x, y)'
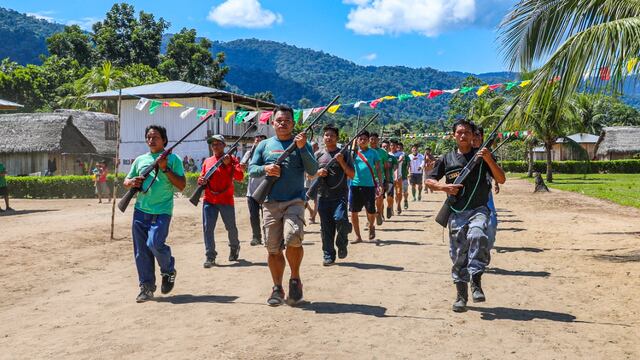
top-left (7, 173), bottom-right (249, 199)
top-left (500, 159), bottom-right (640, 174)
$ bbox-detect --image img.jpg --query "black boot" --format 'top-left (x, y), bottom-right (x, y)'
top-left (452, 282), bottom-right (468, 312)
top-left (471, 273), bottom-right (486, 302)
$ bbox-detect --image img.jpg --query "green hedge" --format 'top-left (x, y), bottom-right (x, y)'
top-left (6, 172), bottom-right (249, 199)
top-left (500, 159), bottom-right (640, 174)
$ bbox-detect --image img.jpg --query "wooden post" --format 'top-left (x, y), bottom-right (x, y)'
top-left (110, 89), bottom-right (122, 240)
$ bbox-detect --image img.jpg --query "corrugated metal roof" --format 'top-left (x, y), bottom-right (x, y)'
top-left (85, 80), bottom-right (276, 109)
top-left (0, 99), bottom-right (24, 109)
top-left (556, 133), bottom-right (599, 144)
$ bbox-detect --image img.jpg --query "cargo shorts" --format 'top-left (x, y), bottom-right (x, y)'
top-left (262, 199), bottom-right (305, 254)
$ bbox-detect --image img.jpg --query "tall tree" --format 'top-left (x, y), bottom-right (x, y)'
top-left (159, 28), bottom-right (228, 88)
top-left (92, 3), bottom-right (168, 67)
top-left (46, 25), bottom-right (95, 67)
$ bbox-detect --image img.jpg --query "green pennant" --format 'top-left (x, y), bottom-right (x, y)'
top-left (460, 87), bottom-right (474, 94)
top-left (196, 108), bottom-right (208, 118)
top-left (397, 94), bottom-right (413, 101)
top-left (505, 82), bottom-right (518, 90)
top-left (235, 111), bottom-right (249, 124)
top-left (148, 100), bottom-right (162, 114)
top-left (294, 109), bottom-right (303, 124)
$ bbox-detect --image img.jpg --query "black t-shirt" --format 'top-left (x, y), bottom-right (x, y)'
top-left (315, 148), bottom-right (353, 200)
top-left (428, 148), bottom-right (494, 211)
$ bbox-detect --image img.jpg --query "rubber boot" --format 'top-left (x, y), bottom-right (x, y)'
top-left (471, 273), bottom-right (486, 303)
top-left (452, 282), bottom-right (468, 312)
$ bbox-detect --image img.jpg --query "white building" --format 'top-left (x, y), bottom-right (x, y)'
top-left (87, 81), bottom-right (276, 173)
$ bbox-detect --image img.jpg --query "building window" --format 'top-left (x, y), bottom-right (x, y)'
top-left (105, 122), bottom-right (117, 140)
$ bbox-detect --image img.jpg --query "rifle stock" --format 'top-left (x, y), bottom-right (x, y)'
top-left (250, 96), bottom-right (340, 205)
top-left (117, 187), bottom-right (138, 213)
top-left (434, 97), bottom-right (520, 227)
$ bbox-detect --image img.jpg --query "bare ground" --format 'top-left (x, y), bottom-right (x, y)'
top-left (0, 179), bottom-right (638, 359)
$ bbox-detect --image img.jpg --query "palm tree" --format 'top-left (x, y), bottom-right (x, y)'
top-left (468, 96), bottom-right (509, 130)
top-left (499, 0), bottom-right (640, 117)
top-left (60, 61), bottom-right (125, 112)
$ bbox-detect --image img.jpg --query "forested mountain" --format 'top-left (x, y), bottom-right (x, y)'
top-left (0, 8), bottom-right (64, 65)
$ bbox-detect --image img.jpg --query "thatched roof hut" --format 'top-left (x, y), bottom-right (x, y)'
top-left (594, 126), bottom-right (640, 160)
top-left (52, 109), bottom-right (117, 156)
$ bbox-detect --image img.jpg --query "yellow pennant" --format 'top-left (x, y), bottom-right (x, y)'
top-left (168, 101), bottom-right (183, 107)
top-left (327, 105), bottom-right (341, 114)
top-left (519, 80), bottom-right (532, 87)
top-left (224, 111), bottom-right (236, 124)
top-left (476, 85), bottom-right (489, 96)
top-left (411, 90), bottom-right (427, 97)
top-left (381, 95), bottom-right (396, 101)
top-left (627, 58), bottom-right (638, 73)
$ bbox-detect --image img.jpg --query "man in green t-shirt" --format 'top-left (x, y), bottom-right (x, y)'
top-left (0, 162), bottom-right (13, 212)
top-left (369, 133), bottom-right (387, 226)
top-left (123, 125), bottom-right (186, 303)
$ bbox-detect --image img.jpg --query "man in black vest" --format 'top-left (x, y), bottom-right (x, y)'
top-left (425, 119), bottom-right (506, 312)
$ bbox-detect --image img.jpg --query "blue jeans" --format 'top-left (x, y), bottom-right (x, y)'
top-left (487, 192), bottom-right (498, 249)
top-left (203, 202), bottom-right (240, 259)
top-left (318, 197), bottom-right (351, 261)
top-left (132, 209), bottom-right (175, 289)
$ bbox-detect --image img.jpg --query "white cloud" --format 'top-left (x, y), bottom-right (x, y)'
top-left (344, 0), bottom-right (476, 37)
top-left (208, 0), bottom-right (283, 28)
top-left (363, 53), bottom-right (377, 61)
top-left (66, 17), bottom-right (101, 31)
top-left (26, 11), bottom-right (55, 22)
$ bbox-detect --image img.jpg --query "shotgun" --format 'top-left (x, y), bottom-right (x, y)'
top-left (250, 95), bottom-right (340, 204)
top-left (118, 112), bottom-right (214, 213)
top-left (306, 113), bottom-right (379, 198)
top-left (434, 97), bottom-right (520, 227)
top-left (189, 123), bottom-right (257, 206)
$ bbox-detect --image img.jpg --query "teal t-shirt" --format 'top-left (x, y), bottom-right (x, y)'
top-left (0, 163), bottom-right (6, 187)
top-left (374, 148), bottom-right (388, 182)
top-left (352, 147), bottom-right (380, 187)
top-left (127, 152), bottom-right (185, 215)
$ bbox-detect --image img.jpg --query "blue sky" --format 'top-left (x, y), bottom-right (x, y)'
top-left (4, 0), bottom-right (518, 73)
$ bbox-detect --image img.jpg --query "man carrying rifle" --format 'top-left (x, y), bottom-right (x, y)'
top-left (123, 125), bottom-right (186, 303)
top-left (249, 105), bottom-right (318, 306)
top-left (425, 119), bottom-right (505, 312)
top-left (199, 135), bottom-right (245, 268)
top-left (242, 135), bottom-right (268, 246)
top-left (315, 124), bottom-right (355, 266)
top-left (350, 130), bottom-right (383, 243)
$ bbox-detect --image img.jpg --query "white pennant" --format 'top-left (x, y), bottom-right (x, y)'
top-left (135, 98), bottom-right (149, 111)
top-left (243, 111), bottom-right (259, 122)
top-left (302, 109), bottom-right (313, 123)
top-left (180, 107), bottom-right (195, 119)
top-left (443, 89), bottom-right (459, 94)
top-left (353, 101), bottom-right (366, 108)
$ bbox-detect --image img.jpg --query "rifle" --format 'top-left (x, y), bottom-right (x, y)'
top-left (240, 139), bottom-right (258, 166)
top-left (434, 97), bottom-right (520, 227)
top-left (306, 113), bottom-right (379, 198)
top-left (118, 113), bottom-right (214, 213)
top-left (189, 123), bottom-right (257, 206)
top-left (250, 95), bottom-right (340, 204)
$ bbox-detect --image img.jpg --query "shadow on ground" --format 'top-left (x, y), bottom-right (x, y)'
top-left (0, 209), bottom-right (59, 216)
top-left (335, 262), bottom-right (404, 271)
top-left (486, 267), bottom-right (550, 277)
top-left (468, 306), bottom-right (575, 322)
top-left (374, 239), bottom-right (425, 246)
top-left (216, 259), bottom-right (268, 268)
top-left (494, 246), bottom-right (544, 253)
top-left (155, 294), bottom-right (239, 304)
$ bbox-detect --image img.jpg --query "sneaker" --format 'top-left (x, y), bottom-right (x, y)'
top-left (323, 258), bottom-right (335, 266)
top-left (368, 227), bottom-right (376, 240)
top-left (286, 279), bottom-right (304, 306)
top-left (229, 247), bottom-right (240, 261)
top-left (250, 238), bottom-right (262, 246)
top-left (386, 207), bottom-right (392, 219)
top-left (403, 200), bottom-right (408, 210)
top-left (136, 285), bottom-right (154, 303)
top-left (376, 212), bottom-right (383, 226)
top-left (161, 270), bottom-right (177, 294)
top-left (267, 285), bottom-right (285, 306)
top-left (338, 246), bottom-right (348, 259)
top-left (203, 257), bottom-right (215, 268)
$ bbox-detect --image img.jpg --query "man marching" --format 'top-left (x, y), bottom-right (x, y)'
top-left (408, 145), bottom-right (424, 201)
top-left (369, 132), bottom-right (388, 226)
top-left (381, 140), bottom-right (398, 219)
top-left (315, 124), bottom-right (355, 266)
top-left (242, 135), bottom-right (268, 246)
top-left (123, 125), bottom-right (186, 303)
top-left (249, 105), bottom-right (318, 306)
top-left (199, 135), bottom-right (245, 268)
top-left (425, 119), bottom-right (505, 312)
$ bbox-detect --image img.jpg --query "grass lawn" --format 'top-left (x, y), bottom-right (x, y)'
top-left (509, 173), bottom-right (640, 209)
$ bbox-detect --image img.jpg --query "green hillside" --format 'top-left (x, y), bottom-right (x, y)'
top-left (0, 8), bottom-right (65, 65)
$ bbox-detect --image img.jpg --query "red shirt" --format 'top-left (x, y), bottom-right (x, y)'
top-left (201, 154), bottom-right (244, 205)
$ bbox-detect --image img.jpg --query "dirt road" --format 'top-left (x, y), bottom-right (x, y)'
top-left (1, 179), bottom-right (638, 359)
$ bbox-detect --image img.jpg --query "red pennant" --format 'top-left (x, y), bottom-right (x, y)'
top-left (498, 133), bottom-right (503, 139)
top-left (259, 111), bottom-right (273, 124)
top-left (489, 84), bottom-right (502, 90)
top-left (162, 101), bottom-right (170, 107)
top-left (599, 67), bottom-right (610, 81)
top-left (311, 107), bottom-right (325, 114)
top-left (370, 99), bottom-right (382, 109)
top-left (428, 90), bottom-right (443, 99)
top-left (201, 109), bottom-right (217, 120)
top-left (514, 131), bottom-right (519, 138)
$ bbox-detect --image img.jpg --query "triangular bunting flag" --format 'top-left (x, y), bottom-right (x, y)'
top-left (505, 82), bottom-right (518, 90)
top-left (202, 109), bottom-right (217, 120)
top-left (443, 89), bottom-right (459, 94)
top-left (428, 90), bottom-right (444, 99)
top-left (476, 85), bottom-right (489, 96)
top-left (180, 107), bottom-right (195, 119)
top-left (293, 109), bottom-right (303, 123)
top-left (135, 98), bottom-right (149, 111)
top-left (235, 111), bottom-right (249, 124)
top-left (599, 67), bottom-right (611, 81)
top-left (148, 100), bottom-right (162, 114)
top-left (627, 58), bottom-right (638, 73)
top-left (381, 96), bottom-right (396, 101)
top-left (168, 101), bottom-right (183, 107)
top-left (411, 90), bottom-right (427, 97)
top-left (311, 107), bottom-right (325, 114)
top-left (460, 87), bottom-right (474, 94)
top-left (519, 80), bottom-right (532, 87)
top-left (196, 108), bottom-right (208, 119)
top-left (162, 101), bottom-right (170, 107)
top-left (354, 101), bottom-right (367, 108)
top-left (243, 111), bottom-right (258, 122)
top-left (224, 111), bottom-right (236, 124)
top-left (259, 111), bottom-right (273, 124)
top-left (398, 94), bottom-right (413, 101)
top-left (327, 105), bottom-right (341, 114)
top-left (489, 84), bottom-right (502, 90)
top-left (302, 109), bottom-right (313, 122)
top-left (370, 99), bottom-right (382, 109)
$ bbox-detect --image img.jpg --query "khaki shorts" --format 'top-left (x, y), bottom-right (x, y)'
top-left (262, 199), bottom-right (305, 254)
